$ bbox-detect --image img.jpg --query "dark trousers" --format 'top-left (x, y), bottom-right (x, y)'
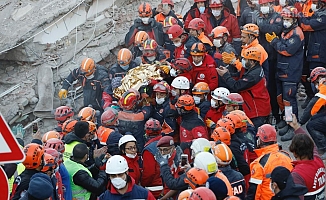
top-left (306, 113), bottom-right (326, 151)
top-left (276, 80), bottom-right (299, 118)
top-left (251, 116), bottom-right (268, 131)
top-left (267, 60), bottom-right (280, 123)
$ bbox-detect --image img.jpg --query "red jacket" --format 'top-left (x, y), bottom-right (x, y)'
top-left (188, 54), bottom-right (218, 91)
top-left (184, 8), bottom-right (209, 29)
top-left (200, 9), bottom-right (241, 43)
top-left (122, 155), bottom-right (141, 185)
top-left (179, 110), bottom-right (208, 142)
top-left (174, 44), bottom-right (187, 59)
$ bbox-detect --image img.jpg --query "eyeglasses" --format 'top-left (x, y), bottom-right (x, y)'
top-left (125, 146), bottom-right (137, 151)
top-left (158, 147), bottom-right (173, 154)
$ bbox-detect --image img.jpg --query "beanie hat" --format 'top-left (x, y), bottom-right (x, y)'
top-left (106, 131), bottom-right (123, 155)
top-left (205, 176), bottom-right (228, 199)
top-left (28, 173), bottom-right (54, 199)
top-left (74, 121), bottom-right (89, 138)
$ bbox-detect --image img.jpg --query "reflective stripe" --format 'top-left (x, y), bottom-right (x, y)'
top-left (315, 93), bottom-right (326, 100)
top-left (145, 186), bottom-right (164, 191)
top-left (304, 186), bottom-right (325, 196)
top-left (249, 177), bottom-right (263, 184)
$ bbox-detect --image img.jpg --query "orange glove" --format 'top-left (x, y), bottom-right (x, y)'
top-left (222, 52), bottom-right (236, 65)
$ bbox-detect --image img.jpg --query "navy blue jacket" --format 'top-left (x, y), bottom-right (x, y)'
top-left (219, 165), bottom-right (246, 199)
top-left (152, 100), bottom-right (177, 136)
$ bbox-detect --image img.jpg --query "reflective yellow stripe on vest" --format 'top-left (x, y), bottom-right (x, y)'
top-left (64, 141), bottom-right (82, 160)
top-left (8, 163), bottom-right (25, 192)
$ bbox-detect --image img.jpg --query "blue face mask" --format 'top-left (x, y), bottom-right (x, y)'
top-left (120, 64), bottom-right (129, 70)
top-left (199, 6), bottom-right (205, 14)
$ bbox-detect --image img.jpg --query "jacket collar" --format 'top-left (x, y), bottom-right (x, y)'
top-left (254, 143), bottom-right (279, 157)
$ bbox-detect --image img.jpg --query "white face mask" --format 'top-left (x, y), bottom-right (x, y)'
top-left (199, 6), bottom-right (205, 14)
top-left (170, 68), bottom-right (178, 77)
top-left (211, 99), bottom-right (218, 108)
top-left (260, 6), bottom-right (270, 14)
top-left (156, 97), bottom-right (165, 104)
top-left (279, 0), bottom-right (286, 6)
top-left (141, 17), bottom-right (150, 24)
top-left (86, 74), bottom-right (94, 79)
top-left (147, 56), bottom-right (156, 61)
top-left (193, 61), bottom-right (203, 66)
top-left (174, 42), bottom-right (182, 47)
top-left (193, 96), bottom-right (201, 104)
top-left (126, 153), bottom-right (137, 158)
top-left (139, 47), bottom-right (144, 51)
top-left (241, 59), bottom-right (247, 69)
top-left (252, 0), bottom-right (259, 4)
top-left (171, 89), bottom-right (178, 97)
top-left (111, 177), bottom-right (127, 189)
top-left (283, 21), bottom-right (292, 28)
top-left (311, 4), bottom-right (319, 12)
top-left (120, 65), bottom-right (129, 70)
top-left (270, 182), bottom-right (275, 194)
top-left (213, 39), bottom-right (222, 48)
top-left (315, 84), bottom-right (319, 90)
top-left (212, 10), bottom-right (221, 17)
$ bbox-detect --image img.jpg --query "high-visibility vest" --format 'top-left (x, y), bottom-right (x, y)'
top-left (63, 141), bottom-right (81, 160)
top-left (8, 163), bottom-right (25, 192)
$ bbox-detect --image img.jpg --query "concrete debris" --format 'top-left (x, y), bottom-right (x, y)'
top-left (11, 4), bottom-right (34, 21)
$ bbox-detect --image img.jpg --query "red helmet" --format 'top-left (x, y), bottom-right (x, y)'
top-left (189, 187), bottom-right (217, 200)
top-left (62, 119), bottom-right (77, 136)
top-left (145, 118), bottom-right (162, 136)
top-left (41, 153), bottom-right (56, 172)
top-left (153, 81), bottom-right (171, 93)
top-left (222, 93), bottom-right (244, 105)
top-left (119, 89), bottom-right (140, 110)
top-left (101, 107), bottom-right (119, 126)
top-left (209, 0), bottom-right (223, 8)
top-left (172, 58), bottom-right (192, 72)
top-left (162, 0), bottom-right (174, 6)
top-left (188, 18), bottom-right (205, 30)
top-left (167, 25), bottom-right (184, 40)
top-left (138, 2), bottom-right (152, 17)
top-left (257, 124), bottom-right (277, 143)
top-left (281, 6), bottom-right (298, 18)
top-left (216, 118), bottom-right (235, 134)
top-left (44, 138), bottom-right (65, 154)
top-left (44, 148), bottom-right (61, 165)
top-left (310, 67), bottom-right (326, 82)
top-left (163, 16), bottom-right (178, 28)
top-left (23, 143), bottom-right (44, 169)
top-left (54, 106), bottom-right (74, 122)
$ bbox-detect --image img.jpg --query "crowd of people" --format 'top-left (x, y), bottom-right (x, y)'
top-left (3, 0), bottom-right (326, 199)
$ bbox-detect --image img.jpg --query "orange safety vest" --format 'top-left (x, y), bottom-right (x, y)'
top-left (273, 5), bottom-right (283, 13)
top-left (198, 32), bottom-right (213, 46)
top-left (155, 13), bottom-right (166, 25)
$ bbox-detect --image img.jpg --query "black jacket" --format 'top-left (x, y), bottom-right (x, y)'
top-left (229, 134), bottom-right (250, 176)
top-left (271, 175), bottom-right (308, 200)
top-left (63, 132), bottom-right (85, 144)
top-left (159, 162), bottom-right (188, 191)
top-left (197, 100), bottom-right (210, 119)
top-left (11, 169), bottom-right (40, 200)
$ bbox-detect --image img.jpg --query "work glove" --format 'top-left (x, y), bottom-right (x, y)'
top-left (265, 32), bottom-right (278, 43)
top-left (222, 52), bottom-right (237, 65)
top-left (205, 119), bottom-right (216, 129)
top-left (58, 89), bottom-right (68, 99)
top-left (161, 65), bottom-right (171, 74)
top-left (155, 151), bottom-right (168, 167)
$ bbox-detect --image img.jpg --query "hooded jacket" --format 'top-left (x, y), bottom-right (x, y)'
top-left (271, 174), bottom-right (308, 200)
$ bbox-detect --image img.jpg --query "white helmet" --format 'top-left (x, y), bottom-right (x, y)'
top-left (171, 76), bottom-right (190, 90)
top-left (190, 138), bottom-right (211, 156)
top-left (194, 152), bottom-right (218, 175)
top-left (106, 155), bottom-right (129, 174)
top-left (212, 87), bottom-right (230, 100)
top-left (118, 135), bottom-right (137, 147)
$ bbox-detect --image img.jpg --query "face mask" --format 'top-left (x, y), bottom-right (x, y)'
top-left (176, 107), bottom-right (182, 115)
top-left (171, 89), bottom-right (178, 97)
top-left (147, 56), bottom-right (156, 61)
top-left (141, 17), bottom-right (150, 24)
top-left (156, 97), bottom-right (165, 105)
top-left (126, 153), bottom-right (137, 158)
top-left (212, 10), bottom-right (221, 17)
top-left (311, 4), bottom-right (319, 12)
top-left (111, 177), bottom-right (127, 189)
top-left (315, 84), bottom-right (319, 90)
top-left (260, 6), bottom-right (270, 14)
top-left (86, 74), bottom-right (94, 79)
top-left (54, 166), bottom-right (59, 173)
top-left (170, 68), bottom-right (178, 77)
top-left (139, 47), bottom-right (144, 51)
top-left (174, 42), bottom-right (182, 47)
top-left (193, 96), bottom-right (201, 104)
top-left (252, 0), bottom-right (259, 4)
top-left (242, 59), bottom-right (247, 69)
top-left (283, 21), bottom-right (292, 28)
top-left (199, 6), bottom-right (205, 14)
top-left (279, 0), bottom-right (286, 6)
top-left (270, 182), bottom-right (275, 194)
top-left (213, 39), bottom-right (222, 48)
top-left (211, 99), bottom-right (218, 108)
top-left (120, 64), bottom-right (129, 70)
top-left (193, 61), bottom-right (203, 66)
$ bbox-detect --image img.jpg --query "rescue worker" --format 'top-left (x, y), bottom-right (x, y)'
top-left (246, 124), bottom-right (293, 200)
top-left (211, 127), bottom-right (231, 145)
top-left (288, 114), bottom-right (326, 200)
top-left (97, 107), bottom-right (120, 146)
top-left (266, 6), bottom-right (304, 141)
top-left (154, 0), bottom-right (183, 27)
top-left (169, 58), bottom-right (193, 83)
top-left (41, 153), bottom-right (59, 200)
top-left (192, 82), bottom-right (211, 119)
top-left (162, 16), bottom-right (178, 61)
top-left (217, 47), bottom-right (271, 129)
top-left (125, 2), bottom-right (164, 46)
top-left (167, 24), bottom-right (199, 58)
top-left (77, 106), bottom-right (96, 123)
top-left (117, 89), bottom-right (152, 152)
top-left (58, 57), bottom-right (110, 112)
top-left (100, 155), bottom-right (156, 199)
top-left (190, 186), bottom-right (219, 200)
top-left (214, 143), bottom-right (246, 199)
top-left (299, 67), bottom-right (326, 159)
top-left (188, 42), bottom-right (219, 91)
top-left (201, 0), bottom-right (242, 54)
top-left (61, 119), bottom-right (77, 138)
top-left (239, 0), bottom-right (260, 26)
top-left (152, 81), bottom-right (177, 136)
top-left (222, 93), bottom-right (244, 114)
top-left (184, 0), bottom-right (209, 29)
top-left (141, 39), bottom-right (167, 64)
top-left (141, 118), bottom-right (163, 198)
top-left (170, 76), bottom-right (191, 105)
top-left (184, 168), bottom-right (209, 189)
top-left (118, 135), bottom-right (141, 184)
top-left (205, 176), bottom-right (229, 199)
top-left (132, 31), bottom-right (149, 59)
top-left (42, 131), bottom-right (60, 144)
top-left (11, 143), bottom-right (44, 200)
top-left (54, 105), bottom-right (74, 134)
top-left (188, 18), bottom-right (213, 52)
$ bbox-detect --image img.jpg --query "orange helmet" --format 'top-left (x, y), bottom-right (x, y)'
top-left (241, 23), bottom-right (259, 37)
top-left (188, 18), bottom-right (205, 31)
top-left (97, 126), bottom-right (114, 145)
top-left (214, 143), bottom-right (233, 165)
top-left (224, 113), bottom-right (243, 129)
top-left (62, 119), bottom-right (77, 136)
top-left (176, 94), bottom-right (195, 111)
top-left (80, 58), bottom-right (96, 76)
top-left (190, 43), bottom-right (206, 56)
top-left (119, 89), bottom-right (141, 110)
top-left (44, 148), bottom-right (61, 165)
top-left (134, 31), bottom-right (149, 46)
top-left (209, 0), bottom-right (223, 8)
top-left (44, 138), bottom-right (65, 153)
top-left (210, 26), bottom-right (230, 38)
top-left (216, 118), bottom-right (235, 134)
top-left (54, 106), bottom-right (74, 122)
top-left (190, 187), bottom-right (216, 200)
top-left (42, 131), bottom-right (60, 143)
top-left (184, 168), bottom-right (209, 189)
top-left (163, 16), bottom-right (178, 28)
top-left (167, 25), bottom-right (183, 40)
top-left (117, 48), bottom-right (132, 66)
top-left (229, 110), bottom-right (248, 128)
top-left (178, 189), bottom-right (193, 200)
top-left (41, 153), bottom-right (56, 172)
top-left (257, 124), bottom-right (277, 143)
top-left (241, 47), bottom-right (261, 62)
top-left (192, 82), bottom-right (210, 95)
top-left (211, 127), bottom-right (231, 145)
top-left (143, 39), bottom-right (158, 57)
top-left (78, 107), bottom-right (96, 122)
top-left (138, 2), bottom-right (152, 17)
top-left (22, 143), bottom-right (44, 169)
top-left (101, 107), bottom-right (119, 127)
top-left (87, 121), bottom-right (97, 135)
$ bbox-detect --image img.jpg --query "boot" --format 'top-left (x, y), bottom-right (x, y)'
top-left (276, 120), bottom-right (287, 130)
top-left (278, 124), bottom-right (289, 136)
top-left (301, 97), bottom-right (311, 109)
top-left (281, 127), bottom-right (295, 141)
